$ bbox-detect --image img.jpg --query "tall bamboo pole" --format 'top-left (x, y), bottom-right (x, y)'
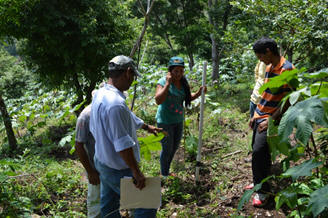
top-left (195, 62), bottom-right (207, 182)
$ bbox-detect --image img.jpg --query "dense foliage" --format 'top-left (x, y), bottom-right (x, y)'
top-left (0, 0), bottom-right (134, 104)
top-left (0, 47), bottom-right (33, 99)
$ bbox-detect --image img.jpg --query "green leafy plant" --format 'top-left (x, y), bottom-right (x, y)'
top-left (279, 97), bottom-right (328, 146)
top-left (183, 118), bottom-right (199, 160)
top-left (238, 67), bottom-right (328, 217)
top-left (139, 132), bottom-right (165, 161)
top-left (308, 185), bottom-right (328, 217)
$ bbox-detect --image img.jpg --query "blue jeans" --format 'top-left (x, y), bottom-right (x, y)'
top-left (94, 158), bottom-right (157, 218)
top-left (249, 101), bottom-right (257, 118)
top-left (158, 122), bottom-right (183, 176)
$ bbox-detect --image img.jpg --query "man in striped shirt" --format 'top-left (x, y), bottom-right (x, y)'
top-left (248, 37), bottom-right (294, 207)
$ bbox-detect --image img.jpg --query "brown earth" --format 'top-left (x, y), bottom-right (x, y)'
top-left (159, 138), bottom-right (291, 217)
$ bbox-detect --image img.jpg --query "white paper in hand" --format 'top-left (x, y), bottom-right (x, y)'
top-left (120, 177), bottom-right (161, 209)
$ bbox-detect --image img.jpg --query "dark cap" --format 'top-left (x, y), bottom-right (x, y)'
top-left (108, 55), bottom-right (140, 76)
top-left (168, 56), bottom-right (185, 67)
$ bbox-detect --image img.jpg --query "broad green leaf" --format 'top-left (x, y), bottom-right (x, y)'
top-left (237, 176), bottom-right (272, 211)
top-left (139, 133), bottom-right (165, 160)
top-left (237, 189), bottom-right (255, 211)
top-left (278, 97), bottom-right (328, 146)
top-left (308, 185), bottom-right (328, 217)
top-left (140, 145), bottom-right (151, 161)
top-left (259, 68), bottom-right (300, 94)
top-left (267, 117), bottom-right (290, 161)
top-left (282, 159), bottom-right (322, 181)
top-left (138, 132), bottom-right (165, 145)
top-left (147, 142), bottom-right (162, 151)
top-left (275, 187), bottom-right (298, 209)
top-left (237, 183), bottom-right (262, 211)
top-left (289, 90), bottom-right (301, 106)
top-left (59, 135), bottom-right (71, 147)
top-left (289, 78), bottom-right (300, 90)
top-left (305, 68), bottom-right (328, 79)
top-left (275, 194), bottom-right (284, 210)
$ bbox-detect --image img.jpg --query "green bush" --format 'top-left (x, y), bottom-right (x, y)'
top-left (0, 47), bottom-right (34, 99)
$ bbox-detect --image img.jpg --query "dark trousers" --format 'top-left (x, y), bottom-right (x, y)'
top-left (252, 122), bottom-right (271, 193)
top-left (157, 122), bottom-right (183, 176)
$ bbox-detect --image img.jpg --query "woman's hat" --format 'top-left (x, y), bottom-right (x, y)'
top-left (168, 56), bottom-right (184, 67)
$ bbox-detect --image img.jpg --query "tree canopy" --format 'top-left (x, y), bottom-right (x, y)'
top-left (0, 0), bottom-right (134, 105)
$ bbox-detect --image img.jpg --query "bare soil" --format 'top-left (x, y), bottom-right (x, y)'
top-left (160, 130), bottom-right (291, 217)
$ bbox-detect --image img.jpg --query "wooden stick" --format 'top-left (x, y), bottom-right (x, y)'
top-left (222, 150), bottom-right (242, 158)
top-left (195, 61), bottom-right (207, 182)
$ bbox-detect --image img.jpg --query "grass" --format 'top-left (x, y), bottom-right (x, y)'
top-left (0, 150), bottom-right (87, 217)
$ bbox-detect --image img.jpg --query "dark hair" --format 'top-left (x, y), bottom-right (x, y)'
top-left (169, 66), bottom-right (192, 107)
top-left (253, 37), bottom-right (280, 56)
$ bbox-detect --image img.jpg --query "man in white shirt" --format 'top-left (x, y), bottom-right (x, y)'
top-left (90, 55), bottom-right (161, 218)
top-left (250, 61), bottom-right (266, 118)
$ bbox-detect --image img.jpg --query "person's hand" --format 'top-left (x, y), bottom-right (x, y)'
top-left (249, 117), bottom-right (255, 129)
top-left (258, 119), bottom-right (268, 132)
top-left (147, 125), bottom-right (163, 136)
top-left (196, 86), bottom-right (207, 98)
top-left (88, 169), bottom-right (100, 185)
top-left (166, 72), bottom-right (173, 84)
top-left (132, 170), bottom-right (146, 190)
top-left (201, 86), bottom-right (207, 94)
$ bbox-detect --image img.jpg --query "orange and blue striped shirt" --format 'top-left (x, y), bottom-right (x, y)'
top-left (254, 56), bottom-right (294, 122)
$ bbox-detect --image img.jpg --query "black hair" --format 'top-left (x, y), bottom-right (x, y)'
top-left (253, 37), bottom-right (280, 56)
top-left (169, 66), bottom-right (192, 107)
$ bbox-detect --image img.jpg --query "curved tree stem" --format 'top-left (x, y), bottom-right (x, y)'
top-left (0, 93), bottom-right (17, 152)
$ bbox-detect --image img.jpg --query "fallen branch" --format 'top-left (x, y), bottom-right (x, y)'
top-left (222, 150), bottom-right (242, 158)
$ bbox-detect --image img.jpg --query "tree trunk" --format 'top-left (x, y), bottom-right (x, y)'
top-left (0, 93), bottom-right (17, 151)
top-left (72, 72), bottom-right (84, 106)
top-left (208, 0), bottom-right (219, 81)
top-left (210, 33), bottom-right (219, 81)
top-left (188, 52), bottom-right (194, 71)
top-left (208, 0), bottom-right (231, 82)
top-left (71, 72), bottom-right (85, 116)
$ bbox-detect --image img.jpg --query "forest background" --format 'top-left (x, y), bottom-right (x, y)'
top-left (0, 0), bottom-right (328, 217)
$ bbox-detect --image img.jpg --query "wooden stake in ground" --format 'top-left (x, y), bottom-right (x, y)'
top-left (195, 62), bottom-right (207, 182)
